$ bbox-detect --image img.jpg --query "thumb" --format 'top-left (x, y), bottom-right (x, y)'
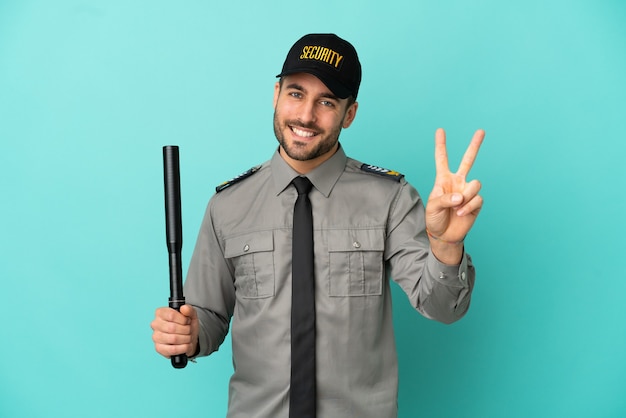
top-left (179, 304), bottom-right (197, 322)
top-left (439, 192), bottom-right (463, 208)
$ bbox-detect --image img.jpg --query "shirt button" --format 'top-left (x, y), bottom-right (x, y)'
top-left (460, 271), bottom-right (466, 281)
top-left (243, 244), bottom-right (250, 252)
top-left (353, 241), bottom-right (361, 249)
top-left (439, 272), bottom-right (445, 279)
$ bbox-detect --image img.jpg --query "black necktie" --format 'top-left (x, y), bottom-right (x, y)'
top-left (289, 176), bottom-right (316, 418)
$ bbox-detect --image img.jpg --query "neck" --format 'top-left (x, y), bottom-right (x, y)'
top-left (279, 143), bottom-right (339, 174)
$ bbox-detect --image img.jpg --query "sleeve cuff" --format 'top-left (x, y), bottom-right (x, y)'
top-left (426, 250), bottom-right (470, 288)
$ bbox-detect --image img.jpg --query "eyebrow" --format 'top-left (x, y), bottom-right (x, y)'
top-left (285, 82), bottom-right (340, 102)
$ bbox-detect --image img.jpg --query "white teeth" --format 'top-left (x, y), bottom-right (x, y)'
top-left (292, 127), bottom-right (315, 138)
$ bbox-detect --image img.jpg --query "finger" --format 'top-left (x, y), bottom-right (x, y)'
top-left (155, 342), bottom-right (192, 358)
top-left (460, 179), bottom-right (482, 202)
top-left (434, 128), bottom-right (450, 175)
top-left (455, 180), bottom-right (482, 216)
top-left (457, 129), bottom-right (485, 177)
top-left (457, 194), bottom-right (483, 217)
top-left (153, 329), bottom-right (194, 345)
top-left (151, 317), bottom-right (192, 335)
top-left (155, 307), bottom-right (191, 325)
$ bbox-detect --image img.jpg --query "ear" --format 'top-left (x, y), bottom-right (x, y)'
top-left (342, 101), bottom-right (359, 129)
top-left (273, 81), bottom-right (281, 108)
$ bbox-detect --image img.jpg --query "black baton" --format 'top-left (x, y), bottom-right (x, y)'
top-left (163, 145), bottom-right (188, 369)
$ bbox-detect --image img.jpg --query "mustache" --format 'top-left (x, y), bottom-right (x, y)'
top-left (286, 120), bottom-right (322, 132)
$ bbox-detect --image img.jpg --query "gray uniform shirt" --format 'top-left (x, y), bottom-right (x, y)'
top-left (185, 145), bottom-right (474, 418)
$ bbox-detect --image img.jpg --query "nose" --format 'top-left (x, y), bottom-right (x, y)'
top-left (298, 99), bottom-right (317, 124)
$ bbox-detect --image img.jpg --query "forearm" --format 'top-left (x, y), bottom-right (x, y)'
top-left (192, 305), bottom-right (231, 357)
top-left (184, 200), bottom-right (235, 357)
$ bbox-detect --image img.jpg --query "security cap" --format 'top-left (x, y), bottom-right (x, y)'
top-left (276, 33), bottom-right (361, 99)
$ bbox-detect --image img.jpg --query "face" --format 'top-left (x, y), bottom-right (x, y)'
top-left (273, 72), bottom-right (358, 173)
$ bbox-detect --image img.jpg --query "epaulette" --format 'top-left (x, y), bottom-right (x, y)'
top-left (360, 164), bottom-right (404, 182)
top-left (215, 165), bottom-right (261, 192)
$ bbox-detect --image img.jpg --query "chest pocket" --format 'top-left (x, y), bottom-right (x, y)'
top-left (327, 229), bottom-right (385, 297)
top-left (224, 231), bottom-right (275, 299)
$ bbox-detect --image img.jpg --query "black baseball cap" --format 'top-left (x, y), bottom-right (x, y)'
top-left (276, 33), bottom-right (362, 99)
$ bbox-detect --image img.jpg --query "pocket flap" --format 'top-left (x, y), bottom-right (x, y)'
top-left (224, 231), bottom-right (274, 258)
top-left (327, 229), bottom-right (385, 252)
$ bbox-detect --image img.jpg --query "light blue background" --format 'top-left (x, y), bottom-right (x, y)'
top-left (1, 1), bottom-right (625, 417)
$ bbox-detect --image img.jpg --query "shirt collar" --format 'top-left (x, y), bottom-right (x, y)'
top-left (271, 144), bottom-right (347, 198)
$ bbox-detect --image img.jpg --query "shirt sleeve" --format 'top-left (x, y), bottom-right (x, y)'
top-left (184, 198), bottom-right (236, 356)
top-left (385, 181), bottom-right (475, 324)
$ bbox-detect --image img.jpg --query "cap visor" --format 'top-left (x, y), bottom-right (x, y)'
top-left (276, 68), bottom-right (352, 99)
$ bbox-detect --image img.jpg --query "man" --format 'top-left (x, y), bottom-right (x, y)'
top-left (151, 33), bottom-right (484, 418)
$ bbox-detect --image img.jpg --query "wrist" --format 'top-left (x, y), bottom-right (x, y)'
top-left (426, 228), bottom-right (465, 245)
top-left (427, 229), bottom-right (464, 265)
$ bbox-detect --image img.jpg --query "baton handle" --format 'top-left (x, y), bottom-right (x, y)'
top-left (163, 145), bottom-right (188, 369)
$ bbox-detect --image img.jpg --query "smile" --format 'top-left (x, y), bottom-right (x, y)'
top-left (291, 126), bottom-right (318, 138)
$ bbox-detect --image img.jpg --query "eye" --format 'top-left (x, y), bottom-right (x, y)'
top-left (320, 100), bottom-right (335, 107)
top-left (289, 91), bottom-right (302, 99)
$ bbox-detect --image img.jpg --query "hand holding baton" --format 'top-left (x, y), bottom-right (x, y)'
top-left (163, 145), bottom-right (188, 369)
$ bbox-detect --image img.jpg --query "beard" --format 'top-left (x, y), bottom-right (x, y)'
top-left (273, 109), bottom-right (343, 162)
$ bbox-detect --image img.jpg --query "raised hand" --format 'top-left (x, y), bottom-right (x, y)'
top-left (425, 128), bottom-right (484, 263)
